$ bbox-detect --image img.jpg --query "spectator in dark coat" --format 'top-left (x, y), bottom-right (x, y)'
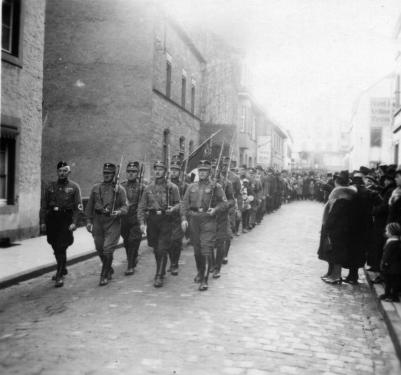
top-left (318, 171), bottom-right (356, 284)
top-left (387, 170), bottom-right (401, 226)
top-left (380, 222), bottom-right (401, 302)
top-left (343, 173), bottom-right (376, 284)
top-left (370, 173), bottom-right (396, 273)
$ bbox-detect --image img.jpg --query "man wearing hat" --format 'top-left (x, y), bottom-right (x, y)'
top-left (121, 161), bottom-right (144, 276)
top-left (138, 160), bottom-right (181, 287)
top-left (85, 163), bottom-right (128, 286)
top-left (181, 160), bottom-right (227, 291)
top-left (264, 168), bottom-right (274, 214)
top-left (40, 161), bottom-right (83, 287)
top-left (168, 156), bottom-right (188, 276)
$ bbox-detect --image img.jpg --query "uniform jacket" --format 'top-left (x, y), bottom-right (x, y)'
top-left (181, 178), bottom-right (227, 221)
top-left (40, 179), bottom-right (82, 226)
top-left (85, 182), bottom-right (128, 224)
top-left (137, 179), bottom-right (180, 225)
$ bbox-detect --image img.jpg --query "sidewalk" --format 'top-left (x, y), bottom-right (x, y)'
top-left (0, 227), bottom-right (125, 289)
top-left (365, 269), bottom-right (401, 361)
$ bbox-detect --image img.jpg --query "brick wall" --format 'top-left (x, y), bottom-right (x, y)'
top-left (1, 0), bottom-right (46, 241)
top-left (42, 0), bottom-right (155, 196)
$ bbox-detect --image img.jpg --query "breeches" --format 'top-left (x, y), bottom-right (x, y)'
top-left (46, 211), bottom-right (74, 250)
top-left (92, 215), bottom-right (121, 256)
top-left (147, 214), bottom-right (172, 256)
top-left (189, 213), bottom-right (216, 257)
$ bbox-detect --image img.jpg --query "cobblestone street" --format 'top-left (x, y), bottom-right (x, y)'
top-left (0, 201), bottom-right (400, 375)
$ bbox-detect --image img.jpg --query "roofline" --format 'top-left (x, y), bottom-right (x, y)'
top-left (167, 17), bottom-right (207, 64)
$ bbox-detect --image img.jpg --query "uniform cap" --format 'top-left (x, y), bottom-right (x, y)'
top-left (103, 163), bottom-right (116, 173)
top-left (222, 156), bottom-right (231, 166)
top-left (57, 161), bottom-right (69, 169)
top-left (198, 160), bottom-right (211, 170)
top-left (248, 167), bottom-right (256, 174)
top-left (126, 161), bottom-right (140, 171)
top-left (153, 160), bottom-right (166, 169)
top-left (170, 162), bottom-right (181, 170)
top-left (211, 159), bottom-right (218, 168)
top-left (242, 178), bottom-right (249, 184)
top-left (359, 166), bottom-right (371, 176)
top-left (256, 165), bottom-right (264, 171)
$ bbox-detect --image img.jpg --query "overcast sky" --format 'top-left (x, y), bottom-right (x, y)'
top-left (163, 0), bottom-right (401, 149)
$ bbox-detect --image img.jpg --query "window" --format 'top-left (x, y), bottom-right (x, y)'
top-left (370, 128), bottom-right (382, 147)
top-left (2, 0), bottom-right (21, 58)
top-left (395, 143), bottom-right (399, 166)
top-left (166, 61), bottom-right (172, 98)
top-left (0, 134), bottom-right (16, 205)
top-left (179, 136), bottom-right (185, 155)
top-left (189, 140), bottom-right (194, 154)
top-left (240, 106), bottom-right (246, 133)
top-left (191, 84), bottom-right (196, 114)
top-left (251, 117), bottom-right (256, 140)
top-left (181, 76), bottom-right (186, 108)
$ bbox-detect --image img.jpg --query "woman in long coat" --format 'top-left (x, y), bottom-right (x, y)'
top-left (318, 171), bottom-right (356, 283)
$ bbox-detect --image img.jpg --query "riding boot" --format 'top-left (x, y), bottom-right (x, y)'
top-left (99, 257), bottom-right (109, 286)
top-left (222, 239), bottom-right (231, 264)
top-left (209, 248), bottom-right (216, 273)
top-left (194, 252), bottom-right (202, 283)
top-left (199, 255), bottom-right (210, 291)
top-left (213, 242), bottom-right (224, 279)
top-left (160, 253), bottom-right (168, 279)
top-left (154, 253), bottom-right (163, 288)
top-left (54, 254), bottom-right (64, 288)
top-left (125, 246), bottom-right (135, 275)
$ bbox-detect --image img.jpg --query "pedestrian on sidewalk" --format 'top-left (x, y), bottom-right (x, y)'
top-left (85, 163), bottom-right (128, 286)
top-left (318, 170), bottom-right (356, 284)
top-left (40, 161), bottom-right (83, 288)
top-left (121, 161), bottom-right (144, 276)
top-left (137, 160), bottom-right (181, 288)
top-left (380, 222), bottom-right (401, 302)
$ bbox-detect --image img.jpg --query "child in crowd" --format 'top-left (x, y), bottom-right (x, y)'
top-left (380, 222), bottom-right (401, 302)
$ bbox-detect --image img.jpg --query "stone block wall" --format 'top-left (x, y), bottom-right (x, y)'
top-left (1, 0), bottom-right (46, 241)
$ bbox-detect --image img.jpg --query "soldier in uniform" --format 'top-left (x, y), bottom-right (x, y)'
top-left (213, 161), bottom-right (235, 277)
top-left (40, 161), bottom-right (83, 287)
top-left (168, 157), bottom-right (188, 276)
top-left (121, 161), bottom-right (144, 276)
top-left (181, 160), bottom-right (227, 291)
top-left (85, 163), bottom-right (128, 286)
top-left (248, 167), bottom-right (263, 228)
top-left (137, 160), bottom-right (181, 287)
top-left (255, 165), bottom-right (266, 224)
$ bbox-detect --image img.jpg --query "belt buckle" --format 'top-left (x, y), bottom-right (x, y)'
top-left (53, 207), bottom-right (59, 212)
top-left (156, 210), bottom-right (162, 215)
top-left (199, 208), bottom-right (203, 213)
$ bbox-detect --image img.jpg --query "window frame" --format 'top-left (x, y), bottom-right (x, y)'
top-left (181, 75), bottom-right (186, 108)
top-left (190, 83), bottom-right (196, 114)
top-left (2, 0), bottom-right (23, 68)
top-left (370, 127), bottom-right (382, 147)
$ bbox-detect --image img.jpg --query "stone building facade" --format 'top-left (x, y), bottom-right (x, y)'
top-left (42, 0), bottom-right (203, 196)
top-left (1, 0), bottom-right (46, 241)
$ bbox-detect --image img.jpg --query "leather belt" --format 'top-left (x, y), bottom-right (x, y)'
top-left (190, 207), bottom-right (205, 213)
top-left (148, 209), bottom-right (166, 216)
top-left (51, 207), bottom-right (72, 213)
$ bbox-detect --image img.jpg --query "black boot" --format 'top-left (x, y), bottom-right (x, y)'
top-left (213, 242), bottom-right (224, 279)
top-left (54, 254), bottom-right (64, 288)
top-left (199, 255), bottom-right (210, 291)
top-left (125, 246), bottom-right (135, 276)
top-left (99, 255), bottom-right (112, 286)
top-left (222, 239), bottom-right (230, 265)
top-left (154, 254), bottom-right (163, 288)
top-left (194, 252), bottom-right (202, 283)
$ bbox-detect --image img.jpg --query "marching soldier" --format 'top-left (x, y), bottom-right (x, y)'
top-left (181, 160), bottom-right (227, 291)
top-left (40, 161), bottom-right (83, 287)
top-left (255, 165), bottom-right (266, 224)
top-left (85, 163), bottom-right (128, 286)
top-left (248, 167), bottom-right (262, 229)
top-left (121, 161), bottom-right (144, 275)
top-left (137, 160), bottom-right (181, 287)
top-left (169, 157), bottom-right (188, 275)
top-left (213, 162), bottom-right (235, 278)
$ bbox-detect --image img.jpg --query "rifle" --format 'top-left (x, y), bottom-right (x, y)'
top-left (138, 163), bottom-right (145, 202)
top-left (111, 155), bottom-right (124, 213)
top-left (208, 141), bottom-right (225, 210)
top-left (225, 133), bottom-right (236, 182)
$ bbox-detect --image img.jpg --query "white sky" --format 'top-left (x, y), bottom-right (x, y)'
top-left (163, 0), bottom-right (401, 149)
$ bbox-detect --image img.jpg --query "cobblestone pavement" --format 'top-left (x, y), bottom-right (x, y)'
top-left (0, 201), bottom-right (400, 375)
